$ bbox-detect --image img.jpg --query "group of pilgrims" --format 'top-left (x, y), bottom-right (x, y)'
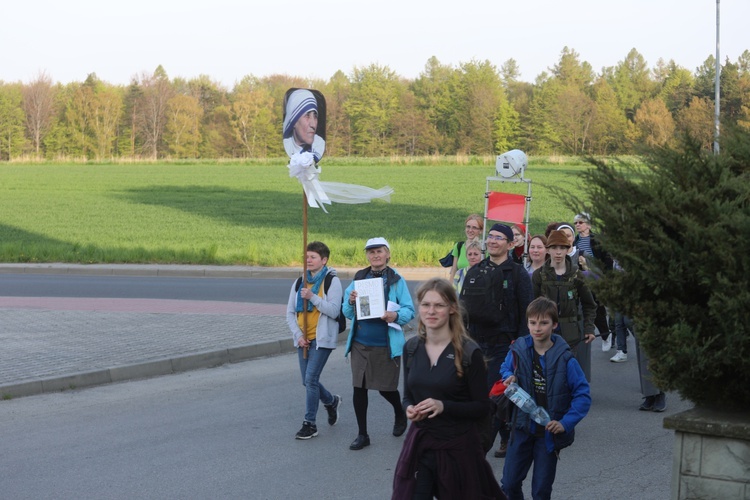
top-left (287, 211), bottom-right (627, 498)
top-left (450, 212), bottom-right (616, 383)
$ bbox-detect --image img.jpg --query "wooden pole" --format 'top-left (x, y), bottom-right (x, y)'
top-left (302, 191), bottom-right (309, 359)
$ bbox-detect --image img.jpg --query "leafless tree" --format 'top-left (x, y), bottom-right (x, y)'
top-left (135, 66), bottom-right (174, 159)
top-left (22, 71), bottom-right (56, 155)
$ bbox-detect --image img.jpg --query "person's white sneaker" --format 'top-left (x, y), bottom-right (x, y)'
top-left (610, 350), bottom-right (628, 363)
top-left (601, 339), bottom-right (612, 352)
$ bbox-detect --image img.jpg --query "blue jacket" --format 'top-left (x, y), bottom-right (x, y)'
top-left (343, 267), bottom-right (415, 359)
top-left (500, 334), bottom-right (591, 453)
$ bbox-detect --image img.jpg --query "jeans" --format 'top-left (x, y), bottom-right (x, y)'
top-left (502, 430), bottom-right (558, 500)
top-left (614, 312), bottom-right (631, 353)
top-left (298, 339), bottom-right (334, 424)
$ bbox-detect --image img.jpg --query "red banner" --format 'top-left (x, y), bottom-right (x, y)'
top-left (486, 191), bottom-right (526, 224)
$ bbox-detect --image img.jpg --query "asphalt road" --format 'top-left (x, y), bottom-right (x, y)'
top-left (0, 273), bottom-right (293, 303)
top-left (0, 274), bottom-right (425, 304)
top-left (0, 334), bottom-right (689, 499)
top-left (0, 272), bottom-right (688, 498)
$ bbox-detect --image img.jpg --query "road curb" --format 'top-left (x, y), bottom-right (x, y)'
top-left (0, 263), bottom-right (447, 281)
top-left (0, 338), bottom-right (298, 400)
top-left (0, 329), bottom-right (359, 401)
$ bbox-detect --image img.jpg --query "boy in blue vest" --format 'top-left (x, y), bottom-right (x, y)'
top-left (499, 296), bottom-right (591, 500)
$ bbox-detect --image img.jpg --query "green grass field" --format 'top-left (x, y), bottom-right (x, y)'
top-left (0, 158), bottom-right (600, 267)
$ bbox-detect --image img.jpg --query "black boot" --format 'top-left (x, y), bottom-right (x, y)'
top-left (393, 414), bottom-right (408, 437)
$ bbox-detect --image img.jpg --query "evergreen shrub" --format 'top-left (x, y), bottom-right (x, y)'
top-left (581, 128), bottom-right (750, 409)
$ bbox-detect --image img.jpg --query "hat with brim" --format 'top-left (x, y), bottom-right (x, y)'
top-left (365, 237), bottom-right (389, 250)
top-left (546, 230), bottom-right (571, 248)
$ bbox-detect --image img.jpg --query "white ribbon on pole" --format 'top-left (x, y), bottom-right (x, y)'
top-left (288, 152), bottom-right (393, 213)
top-left (288, 152), bottom-right (331, 209)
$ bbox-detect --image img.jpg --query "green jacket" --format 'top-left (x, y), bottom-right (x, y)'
top-left (531, 257), bottom-right (597, 348)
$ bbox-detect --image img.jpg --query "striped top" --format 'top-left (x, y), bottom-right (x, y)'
top-left (576, 235), bottom-right (593, 257)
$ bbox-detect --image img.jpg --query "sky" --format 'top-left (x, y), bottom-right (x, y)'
top-left (2, 0), bottom-right (748, 88)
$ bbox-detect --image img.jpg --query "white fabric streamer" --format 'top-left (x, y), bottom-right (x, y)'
top-left (288, 152), bottom-right (331, 210)
top-left (288, 152), bottom-right (393, 213)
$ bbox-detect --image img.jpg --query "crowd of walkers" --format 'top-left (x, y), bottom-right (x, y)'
top-left (286, 213), bottom-right (665, 499)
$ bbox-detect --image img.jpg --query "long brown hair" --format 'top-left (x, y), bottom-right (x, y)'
top-left (416, 278), bottom-right (471, 377)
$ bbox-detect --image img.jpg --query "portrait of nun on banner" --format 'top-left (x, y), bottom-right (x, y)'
top-left (283, 88), bottom-right (327, 163)
top-left (284, 88), bottom-right (393, 211)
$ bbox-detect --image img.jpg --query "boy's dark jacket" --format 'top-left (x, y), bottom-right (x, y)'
top-left (501, 334), bottom-right (591, 453)
top-left (532, 256), bottom-right (597, 348)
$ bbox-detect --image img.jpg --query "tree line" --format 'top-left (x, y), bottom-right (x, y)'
top-left (1, 47), bottom-right (749, 161)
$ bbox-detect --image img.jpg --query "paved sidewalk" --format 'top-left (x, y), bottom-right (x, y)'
top-left (0, 264), bottom-right (439, 399)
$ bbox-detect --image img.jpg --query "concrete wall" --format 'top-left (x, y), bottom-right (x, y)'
top-left (664, 407), bottom-right (750, 499)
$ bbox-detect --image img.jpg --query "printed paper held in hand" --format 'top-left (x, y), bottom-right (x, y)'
top-left (386, 301), bottom-right (401, 331)
top-left (354, 278), bottom-right (385, 320)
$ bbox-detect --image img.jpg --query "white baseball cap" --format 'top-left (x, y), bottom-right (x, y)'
top-left (364, 237), bottom-right (389, 250)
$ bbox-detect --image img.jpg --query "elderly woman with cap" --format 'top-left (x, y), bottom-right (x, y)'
top-left (342, 237), bottom-right (415, 450)
top-left (531, 229), bottom-right (597, 381)
top-left (283, 89), bottom-right (326, 163)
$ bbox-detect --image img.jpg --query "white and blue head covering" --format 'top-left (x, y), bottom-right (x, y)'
top-left (283, 89), bottom-right (318, 139)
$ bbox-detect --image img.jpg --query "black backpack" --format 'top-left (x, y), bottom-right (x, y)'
top-left (439, 240), bottom-right (464, 268)
top-left (295, 273), bottom-right (347, 334)
top-left (459, 260), bottom-right (520, 327)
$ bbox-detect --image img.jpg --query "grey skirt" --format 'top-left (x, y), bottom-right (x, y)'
top-left (350, 342), bottom-right (401, 391)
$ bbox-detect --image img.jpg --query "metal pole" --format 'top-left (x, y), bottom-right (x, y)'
top-left (482, 179), bottom-right (490, 256)
top-left (714, 0), bottom-right (721, 154)
top-left (523, 179), bottom-right (532, 267)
